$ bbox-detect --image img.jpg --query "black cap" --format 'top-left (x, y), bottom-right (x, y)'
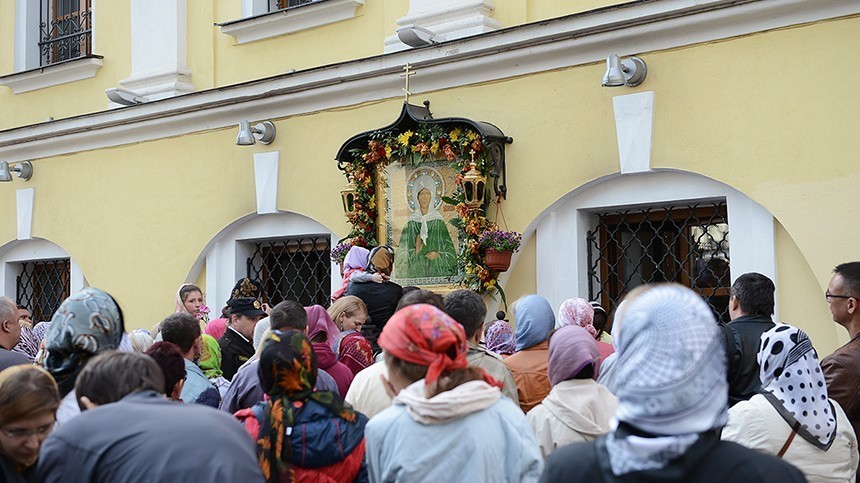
top-left (228, 297), bottom-right (266, 317)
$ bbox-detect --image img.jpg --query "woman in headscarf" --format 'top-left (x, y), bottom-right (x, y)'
top-left (541, 285), bottom-right (807, 482)
top-left (556, 298), bottom-right (615, 361)
top-left (199, 334), bottom-right (231, 398)
top-left (504, 294), bottom-right (555, 412)
top-left (175, 283), bottom-right (209, 323)
top-left (722, 324), bottom-right (858, 482)
top-left (527, 325), bottom-right (617, 459)
top-left (235, 330), bottom-right (368, 483)
top-left (42, 287), bottom-right (125, 425)
top-left (485, 319), bottom-right (517, 357)
top-left (332, 246), bottom-right (378, 302)
top-left (365, 304), bottom-right (543, 482)
top-left (306, 305), bottom-right (353, 396)
top-left (0, 365), bottom-right (60, 482)
top-left (345, 245), bottom-right (403, 352)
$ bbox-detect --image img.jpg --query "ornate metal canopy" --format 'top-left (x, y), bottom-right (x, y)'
top-left (335, 101), bottom-right (513, 198)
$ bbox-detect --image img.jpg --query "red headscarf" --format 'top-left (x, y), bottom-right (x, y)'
top-left (380, 304), bottom-right (498, 387)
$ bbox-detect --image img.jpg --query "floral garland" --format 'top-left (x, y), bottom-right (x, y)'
top-left (344, 123), bottom-right (506, 299)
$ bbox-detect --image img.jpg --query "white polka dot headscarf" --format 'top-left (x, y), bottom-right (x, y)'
top-left (758, 324), bottom-right (836, 449)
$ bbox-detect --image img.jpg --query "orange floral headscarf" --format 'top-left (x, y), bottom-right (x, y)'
top-left (378, 304), bottom-right (470, 385)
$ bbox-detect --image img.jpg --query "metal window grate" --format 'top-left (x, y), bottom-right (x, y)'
top-left (271, 0), bottom-right (320, 11)
top-left (16, 259), bottom-right (71, 323)
top-left (587, 201), bottom-right (731, 322)
top-left (246, 236), bottom-right (332, 307)
top-left (39, 0), bottom-right (92, 66)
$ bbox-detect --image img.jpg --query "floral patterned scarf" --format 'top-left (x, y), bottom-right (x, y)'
top-left (256, 329), bottom-right (357, 483)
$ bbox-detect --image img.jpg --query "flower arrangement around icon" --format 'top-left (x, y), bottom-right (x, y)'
top-left (343, 123), bottom-right (510, 301)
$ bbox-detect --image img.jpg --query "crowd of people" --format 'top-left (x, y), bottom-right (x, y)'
top-left (1, 247), bottom-right (859, 482)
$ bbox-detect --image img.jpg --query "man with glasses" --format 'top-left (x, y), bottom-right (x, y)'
top-left (822, 261), bottom-right (860, 454)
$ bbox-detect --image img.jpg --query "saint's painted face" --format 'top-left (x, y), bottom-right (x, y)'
top-left (418, 188), bottom-right (431, 215)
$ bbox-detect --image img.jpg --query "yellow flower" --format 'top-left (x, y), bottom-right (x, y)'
top-left (384, 145), bottom-right (393, 158)
top-left (397, 130), bottom-right (413, 147)
top-left (466, 130), bottom-right (477, 141)
top-left (449, 128), bottom-right (461, 142)
top-left (430, 141), bottom-right (440, 154)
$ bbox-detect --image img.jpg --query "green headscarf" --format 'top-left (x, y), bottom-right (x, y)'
top-left (198, 334), bottom-right (222, 379)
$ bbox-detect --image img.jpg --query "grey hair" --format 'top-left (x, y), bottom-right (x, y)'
top-left (0, 297), bottom-right (17, 325)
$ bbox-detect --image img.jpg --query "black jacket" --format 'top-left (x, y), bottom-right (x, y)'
top-left (540, 432), bottom-right (807, 483)
top-left (218, 328), bottom-right (255, 381)
top-left (345, 281), bottom-right (403, 350)
top-left (720, 314), bottom-right (775, 406)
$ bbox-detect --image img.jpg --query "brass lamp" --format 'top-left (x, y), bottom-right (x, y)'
top-left (340, 180), bottom-right (357, 216)
top-left (462, 163), bottom-right (486, 209)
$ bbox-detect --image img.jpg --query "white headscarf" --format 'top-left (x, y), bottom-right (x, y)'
top-left (605, 285), bottom-right (727, 475)
top-left (758, 324), bottom-right (836, 449)
top-left (407, 174), bottom-right (444, 244)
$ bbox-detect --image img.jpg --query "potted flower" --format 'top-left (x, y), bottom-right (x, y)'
top-left (331, 242), bottom-right (353, 276)
top-left (479, 230), bottom-right (522, 272)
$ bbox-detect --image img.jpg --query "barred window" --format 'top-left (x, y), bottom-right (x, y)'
top-left (271, 0), bottom-right (319, 11)
top-left (40, 0), bottom-right (92, 66)
top-left (587, 201), bottom-right (731, 322)
top-left (16, 259), bottom-right (71, 323)
top-left (246, 236), bottom-right (331, 307)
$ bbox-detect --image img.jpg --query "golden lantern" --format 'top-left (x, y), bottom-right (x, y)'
top-left (462, 162), bottom-right (486, 209)
top-left (340, 180), bottom-right (357, 216)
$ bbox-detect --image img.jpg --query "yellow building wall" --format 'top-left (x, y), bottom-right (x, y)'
top-left (0, 12), bottom-right (856, 356)
top-left (0, 0), bottom-right (639, 130)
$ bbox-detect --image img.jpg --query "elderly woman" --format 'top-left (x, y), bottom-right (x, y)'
top-left (42, 287), bottom-right (125, 425)
top-left (556, 298), bottom-right (615, 361)
top-left (723, 324), bottom-right (858, 482)
top-left (528, 325), bottom-right (617, 459)
top-left (235, 330), bottom-right (368, 483)
top-left (306, 305), bottom-right (354, 396)
top-left (0, 365), bottom-right (60, 482)
top-left (504, 295), bottom-right (555, 412)
top-left (485, 319), bottom-right (517, 357)
top-left (366, 304), bottom-right (544, 482)
top-left (541, 285), bottom-right (807, 482)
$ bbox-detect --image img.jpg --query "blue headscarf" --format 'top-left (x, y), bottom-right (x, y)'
top-left (514, 295), bottom-right (555, 351)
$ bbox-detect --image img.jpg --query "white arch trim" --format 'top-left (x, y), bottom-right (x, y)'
top-left (0, 238), bottom-right (87, 300)
top-left (522, 169), bottom-right (776, 317)
top-left (199, 212), bottom-right (342, 310)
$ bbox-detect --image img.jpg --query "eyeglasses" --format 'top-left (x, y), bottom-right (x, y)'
top-left (0, 423), bottom-right (53, 440)
top-left (825, 290), bottom-right (855, 300)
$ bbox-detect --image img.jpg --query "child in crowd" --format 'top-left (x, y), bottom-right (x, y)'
top-left (332, 246), bottom-right (387, 302)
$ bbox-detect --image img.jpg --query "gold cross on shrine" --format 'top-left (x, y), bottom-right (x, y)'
top-left (401, 63), bottom-right (416, 102)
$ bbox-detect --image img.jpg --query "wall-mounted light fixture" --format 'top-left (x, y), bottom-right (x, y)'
top-left (601, 54), bottom-right (647, 87)
top-left (236, 121), bottom-right (277, 146)
top-left (0, 161), bottom-right (33, 182)
top-left (396, 25), bottom-right (437, 48)
top-left (105, 87), bottom-right (149, 106)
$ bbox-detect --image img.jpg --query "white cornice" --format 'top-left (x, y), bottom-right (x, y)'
top-left (219, 0), bottom-right (366, 44)
top-left (0, 56), bottom-right (103, 94)
top-left (0, 0), bottom-right (857, 162)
